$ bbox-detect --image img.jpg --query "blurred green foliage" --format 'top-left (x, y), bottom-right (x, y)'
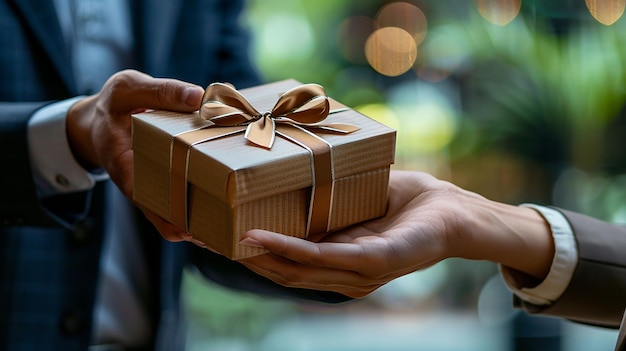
top-left (184, 1), bottom-right (626, 349)
top-left (245, 0), bottom-right (626, 213)
top-left (447, 8), bottom-right (626, 172)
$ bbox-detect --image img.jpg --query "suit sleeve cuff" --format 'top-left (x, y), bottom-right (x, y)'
top-left (499, 204), bottom-right (578, 305)
top-left (28, 97), bottom-right (108, 198)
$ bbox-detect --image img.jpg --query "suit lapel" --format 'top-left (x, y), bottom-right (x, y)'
top-left (11, 0), bottom-right (183, 91)
top-left (139, 0), bottom-right (183, 77)
top-left (10, 0), bottom-right (76, 94)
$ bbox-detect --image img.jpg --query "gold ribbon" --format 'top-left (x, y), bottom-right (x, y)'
top-left (169, 83), bottom-right (359, 237)
top-left (200, 82), bottom-right (359, 148)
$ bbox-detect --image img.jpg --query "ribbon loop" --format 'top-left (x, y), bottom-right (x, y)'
top-left (200, 103), bottom-right (253, 126)
top-left (201, 82), bottom-right (259, 119)
top-left (271, 84), bottom-right (330, 124)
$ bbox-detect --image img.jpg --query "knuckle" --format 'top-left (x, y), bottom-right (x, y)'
top-left (106, 71), bottom-right (133, 96)
top-left (156, 81), bottom-right (175, 105)
top-left (299, 245), bottom-right (327, 267)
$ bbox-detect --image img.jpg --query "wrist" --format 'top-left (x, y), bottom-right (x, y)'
top-left (66, 96), bottom-right (100, 169)
top-left (459, 196), bottom-right (554, 280)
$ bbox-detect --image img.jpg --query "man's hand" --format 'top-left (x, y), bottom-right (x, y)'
top-left (66, 69), bottom-right (204, 242)
top-left (239, 170), bottom-right (554, 298)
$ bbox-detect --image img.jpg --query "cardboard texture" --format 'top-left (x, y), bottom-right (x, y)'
top-left (132, 79), bottom-right (396, 259)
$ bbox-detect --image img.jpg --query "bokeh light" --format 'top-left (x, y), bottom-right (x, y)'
top-left (398, 102), bottom-right (457, 153)
top-left (355, 103), bottom-right (401, 131)
top-left (414, 25), bottom-right (471, 82)
top-left (585, 0), bottom-right (626, 25)
top-left (365, 27), bottom-right (417, 77)
top-left (375, 2), bottom-right (428, 46)
top-left (389, 81), bottom-right (460, 154)
top-left (337, 16), bottom-right (376, 65)
top-left (256, 13), bottom-right (315, 63)
top-left (474, 0), bottom-right (522, 26)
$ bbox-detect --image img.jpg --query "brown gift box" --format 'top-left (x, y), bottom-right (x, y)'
top-left (132, 79), bottom-right (396, 259)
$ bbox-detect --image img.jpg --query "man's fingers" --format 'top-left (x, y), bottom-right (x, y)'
top-left (140, 207), bottom-right (190, 242)
top-left (105, 70), bottom-right (204, 112)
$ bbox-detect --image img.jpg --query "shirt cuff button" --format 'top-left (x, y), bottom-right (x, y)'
top-left (55, 174), bottom-right (70, 187)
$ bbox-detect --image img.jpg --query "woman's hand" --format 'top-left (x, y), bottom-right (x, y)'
top-left (239, 170), bottom-right (554, 298)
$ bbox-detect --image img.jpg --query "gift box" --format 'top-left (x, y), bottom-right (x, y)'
top-left (132, 79), bottom-right (396, 259)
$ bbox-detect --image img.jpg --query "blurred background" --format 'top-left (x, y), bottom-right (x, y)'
top-left (183, 0), bottom-right (626, 350)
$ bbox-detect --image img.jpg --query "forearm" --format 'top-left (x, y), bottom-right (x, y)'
top-left (66, 94), bottom-right (100, 170)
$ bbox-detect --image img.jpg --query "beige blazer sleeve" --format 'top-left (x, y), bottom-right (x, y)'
top-left (514, 208), bottom-right (626, 329)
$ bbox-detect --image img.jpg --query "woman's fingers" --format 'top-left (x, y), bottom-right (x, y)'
top-left (241, 229), bottom-right (389, 273)
top-left (239, 253), bottom-right (385, 298)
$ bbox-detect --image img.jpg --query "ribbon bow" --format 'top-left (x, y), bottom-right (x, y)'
top-left (200, 82), bottom-right (358, 148)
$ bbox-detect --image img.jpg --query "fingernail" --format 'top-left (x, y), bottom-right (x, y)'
top-left (182, 86), bottom-right (203, 107)
top-left (182, 232), bottom-right (193, 240)
top-left (240, 237), bottom-right (264, 248)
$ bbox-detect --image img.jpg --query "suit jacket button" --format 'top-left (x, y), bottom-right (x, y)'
top-left (61, 310), bottom-right (86, 336)
top-left (71, 220), bottom-right (93, 244)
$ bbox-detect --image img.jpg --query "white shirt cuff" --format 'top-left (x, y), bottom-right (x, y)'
top-left (28, 97), bottom-right (109, 198)
top-left (499, 204), bottom-right (578, 306)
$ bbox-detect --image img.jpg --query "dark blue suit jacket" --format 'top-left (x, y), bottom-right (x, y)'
top-left (0, 1), bottom-right (347, 350)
